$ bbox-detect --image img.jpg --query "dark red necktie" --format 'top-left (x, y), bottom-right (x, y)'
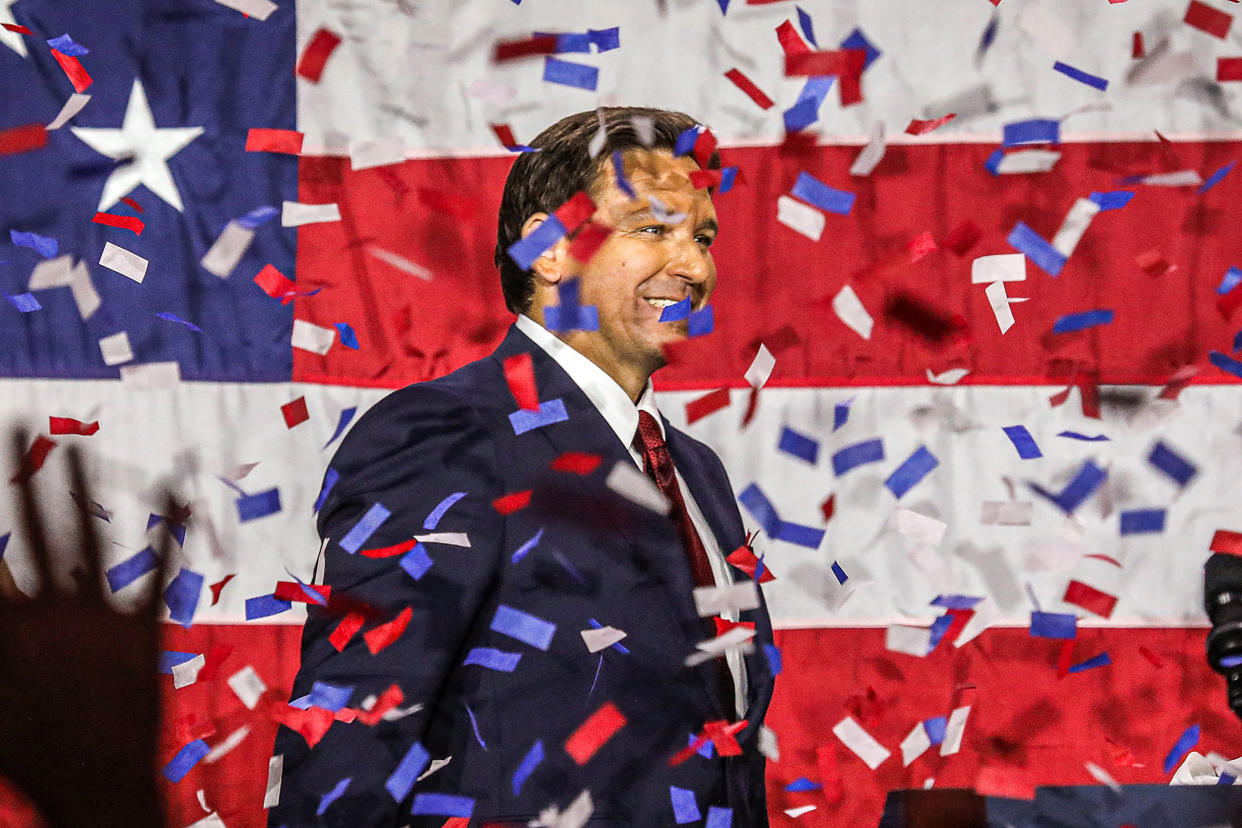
top-left (633, 410), bottom-right (737, 715)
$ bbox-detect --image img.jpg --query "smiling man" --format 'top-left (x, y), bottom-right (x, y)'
top-left (270, 107), bottom-right (776, 827)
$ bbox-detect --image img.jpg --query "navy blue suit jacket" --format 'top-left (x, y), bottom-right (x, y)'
top-left (269, 325), bottom-right (775, 826)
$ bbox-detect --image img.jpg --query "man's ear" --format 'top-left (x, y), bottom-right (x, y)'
top-left (521, 213), bottom-right (571, 286)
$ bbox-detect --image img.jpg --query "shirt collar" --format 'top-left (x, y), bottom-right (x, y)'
top-left (515, 314), bottom-right (663, 447)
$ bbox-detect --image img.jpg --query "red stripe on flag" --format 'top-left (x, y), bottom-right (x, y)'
top-left (92, 211), bottom-right (145, 235)
top-left (51, 49), bottom-right (92, 92)
top-left (296, 28), bottom-right (342, 82)
top-left (246, 128), bottom-right (304, 154)
top-left (724, 68), bottom-right (775, 109)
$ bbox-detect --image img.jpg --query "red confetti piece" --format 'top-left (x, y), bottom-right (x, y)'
top-left (245, 128), bottom-right (304, 154)
top-left (724, 68), bottom-right (775, 109)
top-left (355, 683), bottom-right (404, 726)
top-left (1185, 0), bottom-right (1232, 38)
top-left (417, 187), bottom-right (477, 222)
top-left (685, 388), bottom-right (730, 425)
top-left (1158, 365), bottom-right (1200, 400)
top-left (92, 211), bottom-right (145, 235)
top-left (274, 581), bottom-right (331, 604)
top-left (196, 642), bottom-right (234, 682)
top-left (209, 574), bottom-right (235, 606)
top-left (1, 23), bottom-right (33, 34)
top-left (550, 452), bottom-right (601, 475)
top-left (775, 19), bottom-right (812, 58)
top-left (253, 264), bottom-right (297, 303)
top-left (906, 113), bottom-right (957, 135)
top-left (726, 544), bottom-right (776, 583)
top-left (1211, 528), bottom-right (1242, 556)
top-left (492, 490), bottom-right (532, 515)
top-left (51, 49), bottom-right (92, 92)
top-left (1132, 32), bottom-right (1145, 58)
top-left (688, 169), bottom-right (721, 189)
top-left (939, 609), bottom-right (974, 647)
top-left (271, 706), bottom-right (334, 749)
top-left (1135, 248), bottom-right (1175, 277)
top-left (1083, 553), bottom-right (1122, 568)
top-left (704, 720), bottom-right (746, 757)
top-left (740, 385), bottom-right (761, 428)
top-left (1106, 737), bottom-right (1144, 768)
top-left (567, 220), bottom-right (612, 265)
top-left (713, 618), bottom-right (755, 637)
top-left (564, 702), bottom-right (626, 765)
top-left (1063, 580), bottom-right (1117, 618)
top-left (442, 820), bottom-right (469, 828)
top-left (1218, 285), bottom-right (1242, 318)
top-left (121, 196), bottom-right (144, 213)
top-left (784, 48), bottom-right (864, 77)
top-left (502, 353), bottom-right (540, 411)
top-left (10, 435), bottom-right (56, 484)
top-left (821, 493), bottom-right (835, 523)
top-left (492, 34), bottom-right (557, 62)
top-left (692, 128), bottom-right (718, 170)
top-left (554, 192), bottom-right (596, 233)
top-left (280, 396), bottom-right (309, 428)
top-left (1056, 640), bottom-right (1075, 679)
top-left (942, 220), bottom-right (982, 256)
top-left (364, 606), bottom-right (412, 655)
top-left (975, 766), bottom-right (1036, 800)
top-left (360, 538), bottom-right (418, 559)
top-left (0, 124), bottom-right (48, 155)
top-left (48, 416), bottom-right (99, 436)
top-left (1220, 57), bottom-right (1242, 81)
top-left (1138, 646), bottom-right (1165, 669)
top-left (175, 712), bottom-right (216, 743)
top-left (296, 27), bottom-right (342, 82)
top-left (490, 123), bottom-right (522, 150)
top-left (329, 610), bottom-right (366, 652)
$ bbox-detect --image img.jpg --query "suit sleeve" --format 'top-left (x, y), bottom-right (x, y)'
top-left (268, 383), bottom-right (504, 826)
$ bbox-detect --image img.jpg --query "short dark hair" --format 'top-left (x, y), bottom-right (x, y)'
top-left (494, 107), bottom-right (721, 314)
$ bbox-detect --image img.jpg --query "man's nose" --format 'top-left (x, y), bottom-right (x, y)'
top-left (667, 237), bottom-right (711, 285)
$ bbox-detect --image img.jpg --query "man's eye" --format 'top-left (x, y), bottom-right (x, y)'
top-left (696, 235), bottom-right (716, 247)
top-left (639, 225), bottom-right (666, 235)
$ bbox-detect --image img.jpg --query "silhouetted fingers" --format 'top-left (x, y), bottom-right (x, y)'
top-left (11, 428), bottom-right (52, 598)
top-left (65, 446), bottom-right (105, 599)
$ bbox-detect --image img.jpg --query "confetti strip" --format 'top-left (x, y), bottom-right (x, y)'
top-left (245, 128), bottom-right (304, 154)
top-left (724, 68), bottom-right (774, 109)
top-left (1053, 61), bottom-right (1109, 90)
top-left (833, 716), bottom-right (890, 769)
top-left (216, 0), bottom-right (278, 19)
top-left (565, 702), bottom-right (627, 764)
top-left (99, 241), bottom-right (148, 282)
top-left (296, 28), bottom-right (342, 82)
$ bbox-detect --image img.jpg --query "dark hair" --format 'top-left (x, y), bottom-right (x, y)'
top-left (494, 107), bottom-right (721, 314)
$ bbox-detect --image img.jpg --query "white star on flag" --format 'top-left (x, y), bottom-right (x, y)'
top-left (0, 0), bottom-right (27, 57)
top-left (71, 79), bottom-right (203, 212)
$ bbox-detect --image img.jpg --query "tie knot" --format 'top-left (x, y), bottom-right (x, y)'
top-left (634, 410), bottom-right (665, 453)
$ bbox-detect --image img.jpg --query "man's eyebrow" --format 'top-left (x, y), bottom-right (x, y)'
top-left (697, 217), bottom-right (719, 235)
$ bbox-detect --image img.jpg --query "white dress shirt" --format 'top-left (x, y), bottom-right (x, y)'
top-left (516, 314), bottom-right (748, 717)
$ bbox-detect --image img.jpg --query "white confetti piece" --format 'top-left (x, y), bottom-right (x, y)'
top-left (99, 241), bottom-right (148, 283)
top-left (417, 756), bottom-right (452, 782)
top-left (413, 531), bottom-right (470, 547)
top-left (367, 246), bottom-right (433, 281)
top-left (465, 79), bottom-right (516, 107)
top-left (69, 261), bottom-right (100, 319)
top-left (776, 194), bottom-right (825, 241)
top-left (833, 716), bottom-right (891, 770)
top-left (954, 597), bottom-right (1000, 647)
top-left (901, 721), bottom-right (932, 766)
top-left (757, 724), bottom-right (780, 761)
top-left (971, 253), bottom-right (1026, 284)
top-left (940, 705), bottom-right (971, 756)
top-left (785, 806), bottom-right (817, 818)
top-left (891, 508), bottom-right (947, 545)
top-left (1127, 48), bottom-right (1197, 87)
top-left (981, 500), bottom-right (1033, 525)
top-left (926, 367), bottom-right (970, 385)
top-left (47, 93), bottom-right (91, 130)
top-left (201, 221), bottom-right (255, 278)
top-left (994, 149), bottom-right (1061, 174)
top-left (985, 280), bottom-right (1017, 334)
top-left (1141, 170), bottom-right (1202, 187)
top-left (349, 137), bottom-right (406, 170)
top-left (281, 201), bottom-right (342, 227)
top-left (605, 460), bottom-right (668, 514)
top-left (98, 331), bottom-right (134, 367)
top-left (119, 361), bottom-right (181, 390)
top-left (630, 115), bottom-right (655, 147)
top-left (204, 725), bottom-right (251, 763)
top-left (291, 318), bottom-right (336, 355)
top-left (744, 343), bottom-right (775, 388)
top-left (685, 625), bottom-right (756, 666)
top-left (580, 626), bottom-right (627, 653)
top-left (886, 624), bottom-right (932, 657)
top-left (1084, 761), bottom-right (1121, 793)
top-left (215, 0), bottom-right (278, 20)
top-left (693, 580), bottom-right (759, 617)
top-left (28, 254), bottom-right (76, 289)
top-left (832, 285), bottom-right (873, 340)
top-left (849, 120), bottom-right (886, 176)
top-left (185, 813), bottom-right (226, 828)
top-left (171, 653), bottom-right (205, 688)
top-left (263, 754), bottom-right (283, 808)
top-left (227, 665), bottom-right (267, 710)
top-left (1052, 197), bottom-right (1101, 258)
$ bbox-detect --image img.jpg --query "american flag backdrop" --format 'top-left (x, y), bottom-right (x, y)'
top-left (3, 0), bottom-right (1242, 824)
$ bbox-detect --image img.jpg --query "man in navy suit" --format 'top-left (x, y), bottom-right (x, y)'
top-left (269, 107), bottom-right (776, 826)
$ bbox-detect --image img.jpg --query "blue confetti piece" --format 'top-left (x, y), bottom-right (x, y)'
top-left (1053, 61), bottom-right (1108, 90)
top-left (927, 613), bottom-right (954, 650)
top-left (706, 806), bottom-right (733, 828)
top-left (164, 568), bottom-right (204, 629)
top-left (1030, 611), bottom-right (1077, 639)
top-left (323, 407), bottom-right (357, 449)
top-left (778, 426), bottom-right (819, 464)
top-left (385, 741), bottom-right (430, 801)
top-left (1148, 441), bottom-right (1197, 488)
top-left (832, 438), bottom-right (885, 476)
top-left (833, 399), bottom-right (851, 431)
top-left (1211, 350), bottom-right (1242, 379)
top-left (1089, 190), bottom-right (1135, 211)
top-left (1053, 309), bottom-right (1114, 333)
top-left (309, 680), bottom-right (353, 712)
top-left (612, 150), bottom-right (636, 198)
top-left (791, 171), bottom-right (854, 215)
top-left (674, 125), bottom-right (701, 157)
top-left (716, 0), bottom-right (729, 13)
top-left (840, 27), bottom-right (881, 70)
top-left (10, 229), bottom-right (58, 258)
top-left (1200, 161), bottom-right (1235, 194)
top-left (510, 398), bottom-right (570, 435)
top-left (1120, 508), bottom-right (1165, 535)
top-left (512, 740), bottom-right (544, 795)
top-left (245, 593), bottom-right (291, 620)
top-left (145, 513), bottom-right (185, 546)
top-left (47, 33), bottom-right (89, 55)
top-left (1057, 431), bottom-right (1109, 442)
top-left (1002, 425), bottom-right (1042, 459)
top-left (400, 543), bottom-right (433, 580)
top-left (786, 777), bottom-right (821, 792)
top-left (1163, 724), bottom-right (1200, 774)
top-left (931, 594), bottom-right (984, 610)
top-left (783, 76), bottom-right (834, 133)
top-left (411, 793), bottom-right (475, 818)
top-left (542, 56), bottom-right (598, 90)
top-left (237, 488), bottom-right (281, 522)
top-left (464, 647), bottom-right (522, 672)
top-left (588, 27), bottom-right (620, 52)
top-left (588, 618), bottom-right (630, 654)
top-left (924, 716), bottom-right (948, 745)
top-left (688, 305), bottom-right (714, 337)
top-left (1068, 652), bottom-right (1112, 673)
top-left (540, 31), bottom-right (590, 53)
top-left (984, 148), bottom-right (1006, 176)
top-left (106, 545), bottom-right (158, 592)
top-left (465, 702), bottom-right (487, 749)
top-left (507, 214), bottom-right (567, 271)
top-left (423, 491), bottom-right (467, 530)
top-left (0, 533), bottom-right (8, 562)
top-left (885, 446), bottom-right (939, 498)
top-left (796, 6), bottom-right (818, 47)
top-left (776, 520), bottom-right (825, 548)
top-left (313, 468), bottom-right (339, 513)
top-left (719, 166), bottom-right (739, 194)
top-left (158, 651), bottom-right (199, 674)
top-left (1221, 772), bottom-right (1237, 785)
top-left (1030, 459), bottom-right (1107, 514)
top-left (764, 643), bottom-right (783, 675)
top-left (237, 205), bottom-right (279, 229)
top-left (511, 527), bottom-right (544, 564)
top-left (670, 786), bottom-right (701, 824)
top-left (155, 312), bottom-right (202, 332)
top-left (1002, 119), bottom-right (1060, 146)
top-left (333, 322), bottom-right (359, 350)
top-left (659, 296), bottom-right (692, 322)
top-left (339, 502), bottom-right (391, 554)
top-left (1218, 266), bottom-right (1242, 295)
top-left (831, 561), bottom-right (848, 584)
top-left (737, 483), bottom-right (781, 537)
top-left (6, 292), bottom-right (41, 312)
top-left (979, 13), bottom-right (999, 54)
top-left (491, 605), bottom-right (557, 651)
top-left (544, 278), bottom-right (600, 333)
top-left (163, 739), bottom-right (209, 783)
top-left (317, 777), bottom-right (351, 816)
top-left (1007, 221), bottom-right (1067, 277)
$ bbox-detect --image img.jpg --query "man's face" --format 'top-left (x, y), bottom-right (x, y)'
top-left (557, 148), bottom-right (718, 389)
